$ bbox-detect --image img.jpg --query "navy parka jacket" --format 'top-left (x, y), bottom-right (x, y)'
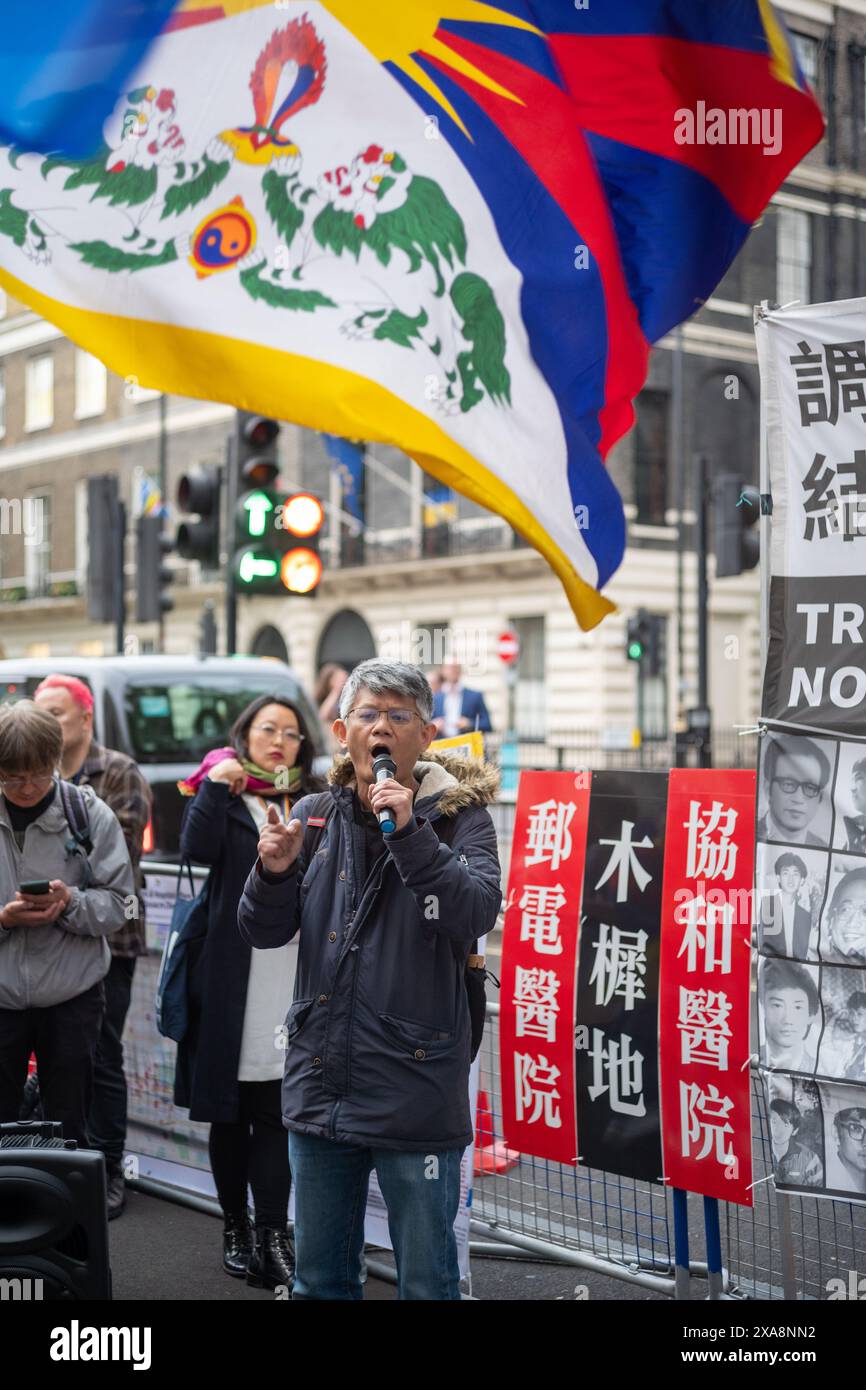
top-left (237, 752), bottom-right (502, 1151)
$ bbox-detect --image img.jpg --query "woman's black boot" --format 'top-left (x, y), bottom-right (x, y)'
top-left (222, 1212), bottom-right (253, 1278)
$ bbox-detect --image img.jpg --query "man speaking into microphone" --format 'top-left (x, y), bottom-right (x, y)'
top-left (238, 660), bottom-right (501, 1300)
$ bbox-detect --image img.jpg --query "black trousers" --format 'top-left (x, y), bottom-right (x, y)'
top-left (208, 1079), bottom-right (290, 1228)
top-left (88, 955), bottom-right (137, 1168)
top-left (0, 980), bottom-right (105, 1146)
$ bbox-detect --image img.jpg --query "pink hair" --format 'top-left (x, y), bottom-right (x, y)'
top-left (34, 674), bottom-right (94, 713)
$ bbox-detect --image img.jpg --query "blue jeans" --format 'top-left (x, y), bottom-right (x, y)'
top-left (288, 1130), bottom-right (464, 1300)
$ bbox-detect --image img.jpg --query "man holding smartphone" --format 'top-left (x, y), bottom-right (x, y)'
top-left (0, 701), bottom-right (134, 1148)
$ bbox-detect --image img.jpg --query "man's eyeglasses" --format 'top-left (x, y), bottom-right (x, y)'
top-left (0, 771), bottom-right (55, 791)
top-left (772, 777), bottom-right (821, 799)
top-left (347, 706), bottom-right (423, 727)
top-left (831, 903), bottom-right (866, 927)
top-left (249, 723), bottom-right (305, 745)
top-left (838, 1120), bottom-right (866, 1142)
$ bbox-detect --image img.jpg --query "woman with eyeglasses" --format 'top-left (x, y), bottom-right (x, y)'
top-left (174, 694), bottom-right (325, 1291)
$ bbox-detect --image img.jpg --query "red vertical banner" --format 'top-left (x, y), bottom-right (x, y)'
top-left (500, 771), bottom-right (590, 1164)
top-left (659, 769), bottom-right (756, 1206)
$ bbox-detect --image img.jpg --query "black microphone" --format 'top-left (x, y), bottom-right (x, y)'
top-left (371, 746), bottom-right (397, 833)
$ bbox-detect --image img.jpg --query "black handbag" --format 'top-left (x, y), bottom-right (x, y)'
top-left (155, 860), bottom-right (210, 1042)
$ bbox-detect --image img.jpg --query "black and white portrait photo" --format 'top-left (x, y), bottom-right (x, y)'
top-left (758, 732), bottom-right (836, 849)
top-left (818, 859), bottom-right (866, 968)
top-left (756, 842), bottom-right (825, 961)
top-left (759, 957), bottom-right (822, 1076)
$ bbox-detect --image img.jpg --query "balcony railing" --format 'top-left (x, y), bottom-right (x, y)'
top-left (336, 519), bottom-right (530, 568)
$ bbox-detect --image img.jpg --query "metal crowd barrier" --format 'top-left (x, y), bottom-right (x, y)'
top-left (473, 1004), bottom-right (866, 1299)
top-left (137, 858), bottom-right (866, 1299)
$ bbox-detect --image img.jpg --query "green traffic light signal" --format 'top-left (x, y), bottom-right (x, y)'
top-left (628, 640), bottom-right (644, 662)
top-left (243, 491), bottom-right (274, 538)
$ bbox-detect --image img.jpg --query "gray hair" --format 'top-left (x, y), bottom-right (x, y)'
top-left (0, 699), bottom-right (63, 774)
top-left (339, 660), bottom-right (433, 723)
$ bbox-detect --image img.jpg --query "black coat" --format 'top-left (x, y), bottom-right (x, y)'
top-left (238, 752), bottom-right (502, 1151)
top-left (174, 776), bottom-right (304, 1124)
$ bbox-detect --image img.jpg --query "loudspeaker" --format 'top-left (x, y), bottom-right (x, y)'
top-left (0, 1132), bottom-right (111, 1299)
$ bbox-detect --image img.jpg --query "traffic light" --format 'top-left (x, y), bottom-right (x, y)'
top-left (136, 512), bottom-right (175, 621)
top-left (713, 474), bottom-right (761, 579)
top-left (279, 492), bottom-right (324, 594)
top-left (232, 411), bottom-right (281, 594)
top-left (626, 610), bottom-right (664, 676)
top-left (231, 410), bottom-right (325, 595)
top-left (627, 611), bottom-right (651, 664)
top-left (176, 468), bottom-right (222, 567)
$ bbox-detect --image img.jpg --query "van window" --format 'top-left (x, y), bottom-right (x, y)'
top-left (123, 677), bottom-right (321, 764)
top-left (0, 675), bottom-right (94, 705)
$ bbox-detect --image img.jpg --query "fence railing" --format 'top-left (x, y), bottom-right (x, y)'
top-left (474, 1002), bottom-right (866, 1299)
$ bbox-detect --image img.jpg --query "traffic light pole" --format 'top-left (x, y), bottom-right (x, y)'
top-left (225, 433), bottom-right (237, 656)
top-left (695, 453), bottom-right (712, 768)
top-left (115, 501), bottom-right (126, 657)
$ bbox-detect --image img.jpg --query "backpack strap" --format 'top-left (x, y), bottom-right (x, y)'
top-left (57, 780), bottom-right (94, 889)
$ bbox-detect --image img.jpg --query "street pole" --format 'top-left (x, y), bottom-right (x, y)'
top-left (672, 327), bottom-right (685, 727)
top-left (115, 500), bottom-right (126, 657)
top-left (695, 453), bottom-right (712, 768)
top-left (225, 431), bottom-right (237, 656)
top-left (158, 393), bottom-right (168, 654)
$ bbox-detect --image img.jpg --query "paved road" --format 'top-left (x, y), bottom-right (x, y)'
top-left (107, 1190), bottom-right (667, 1301)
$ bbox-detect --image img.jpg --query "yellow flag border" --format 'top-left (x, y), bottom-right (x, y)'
top-left (0, 265), bottom-right (615, 630)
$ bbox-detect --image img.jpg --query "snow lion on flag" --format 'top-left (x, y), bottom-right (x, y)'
top-left (0, 14), bottom-right (510, 418)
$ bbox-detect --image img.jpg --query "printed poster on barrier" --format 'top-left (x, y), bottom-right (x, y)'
top-left (756, 298), bottom-right (866, 1203)
top-left (430, 731), bottom-right (485, 760)
top-left (574, 771), bottom-right (667, 1184)
top-left (755, 299), bottom-right (866, 733)
top-left (500, 770), bottom-right (591, 1164)
top-left (659, 770), bottom-right (756, 1206)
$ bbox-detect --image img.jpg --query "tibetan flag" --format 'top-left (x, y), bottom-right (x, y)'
top-left (0, 2), bottom-right (822, 628)
top-left (0, 2), bottom-right (180, 159)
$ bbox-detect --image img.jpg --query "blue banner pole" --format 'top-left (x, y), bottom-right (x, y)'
top-left (672, 1187), bottom-right (690, 1300)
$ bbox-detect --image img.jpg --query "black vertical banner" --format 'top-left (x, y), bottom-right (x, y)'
top-left (575, 771), bottom-right (667, 1183)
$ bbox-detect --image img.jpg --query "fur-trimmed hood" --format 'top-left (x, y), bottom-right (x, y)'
top-left (327, 749), bottom-right (499, 817)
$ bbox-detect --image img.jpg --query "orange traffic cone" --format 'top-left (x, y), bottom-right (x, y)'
top-left (473, 1088), bottom-right (520, 1175)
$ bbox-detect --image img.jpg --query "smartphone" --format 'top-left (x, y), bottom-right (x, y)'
top-left (18, 880), bottom-right (50, 895)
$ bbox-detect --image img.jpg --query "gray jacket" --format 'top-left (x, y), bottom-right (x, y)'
top-left (0, 781), bottom-right (135, 1009)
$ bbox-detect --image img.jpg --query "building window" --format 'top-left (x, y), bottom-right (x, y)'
top-left (24, 492), bottom-right (51, 597)
top-left (508, 615), bottom-right (546, 739)
top-left (777, 208), bottom-right (811, 305)
top-left (791, 32), bottom-right (819, 86)
top-left (25, 354), bottom-right (54, 431)
top-left (413, 620), bottom-right (451, 671)
top-left (75, 479), bottom-right (89, 590)
top-left (634, 391), bottom-right (668, 525)
top-left (75, 350), bottom-right (107, 418)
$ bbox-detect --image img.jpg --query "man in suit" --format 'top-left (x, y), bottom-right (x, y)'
top-left (757, 734), bottom-right (831, 847)
top-left (760, 852), bottom-right (814, 959)
top-left (431, 661), bottom-right (492, 738)
top-left (843, 758), bottom-right (866, 854)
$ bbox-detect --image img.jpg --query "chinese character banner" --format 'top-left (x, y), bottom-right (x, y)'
top-left (756, 300), bottom-right (866, 1203)
top-left (659, 771), bottom-right (756, 1207)
top-left (755, 300), bottom-right (866, 733)
top-left (499, 772), bottom-right (591, 1165)
top-left (575, 771), bottom-right (667, 1185)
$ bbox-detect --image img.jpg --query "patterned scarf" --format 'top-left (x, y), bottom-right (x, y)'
top-left (178, 747), bottom-right (303, 797)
